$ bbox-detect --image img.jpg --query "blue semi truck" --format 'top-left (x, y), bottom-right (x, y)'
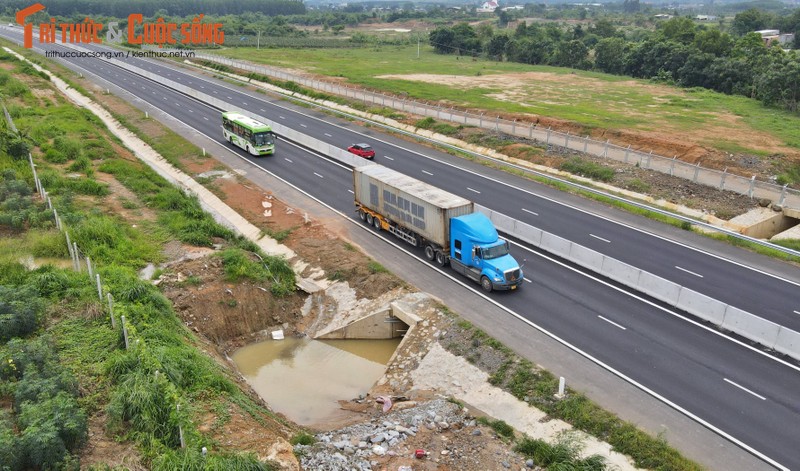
top-left (353, 165), bottom-right (523, 292)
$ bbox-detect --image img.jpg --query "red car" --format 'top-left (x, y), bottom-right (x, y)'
top-left (347, 143), bottom-right (375, 159)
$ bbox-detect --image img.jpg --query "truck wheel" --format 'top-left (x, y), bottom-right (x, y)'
top-left (424, 245), bottom-right (435, 261)
top-left (373, 217), bottom-right (381, 231)
top-left (359, 210), bottom-right (366, 221)
top-left (435, 251), bottom-right (447, 266)
top-left (366, 214), bottom-right (374, 225)
top-left (480, 276), bottom-right (493, 293)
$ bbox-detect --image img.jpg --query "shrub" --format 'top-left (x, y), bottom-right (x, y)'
top-left (0, 285), bottom-right (45, 341)
top-left (52, 136), bottom-right (82, 161)
top-left (560, 158), bottom-right (615, 182)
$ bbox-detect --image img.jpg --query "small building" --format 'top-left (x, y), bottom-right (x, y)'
top-left (694, 15), bottom-right (718, 21)
top-left (477, 0), bottom-right (499, 13)
top-left (654, 14), bottom-right (673, 20)
top-left (754, 30), bottom-right (794, 46)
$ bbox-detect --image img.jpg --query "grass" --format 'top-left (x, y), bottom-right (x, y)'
top-left (214, 45), bottom-right (800, 154)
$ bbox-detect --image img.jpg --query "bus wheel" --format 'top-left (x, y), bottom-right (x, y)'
top-left (480, 276), bottom-right (493, 293)
top-left (424, 245), bottom-right (435, 261)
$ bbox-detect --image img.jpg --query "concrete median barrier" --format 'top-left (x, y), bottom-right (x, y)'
top-left (722, 306), bottom-right (781, 349)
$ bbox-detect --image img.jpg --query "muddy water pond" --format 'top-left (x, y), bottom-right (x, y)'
top-left (232, 337), bottom-right (401, 426)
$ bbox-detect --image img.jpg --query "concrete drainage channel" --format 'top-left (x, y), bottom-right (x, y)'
top-left (12, 44), bottom-right (800, 360)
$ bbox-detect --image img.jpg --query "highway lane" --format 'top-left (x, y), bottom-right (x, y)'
top-left (33, 34), bottom-right (800, 332)
top-left (12, 41), bottom-right (800, 469)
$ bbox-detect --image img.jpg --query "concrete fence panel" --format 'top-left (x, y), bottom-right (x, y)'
top-left (721, 306), bottom-right (781, 349)
top-left (637, 271), bottom-right (681, 305)
top-left (675, 289), bottom-right (727, 325)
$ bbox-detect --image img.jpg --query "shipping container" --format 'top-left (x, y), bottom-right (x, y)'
top-left (353, 165), bottom-right (473, 247)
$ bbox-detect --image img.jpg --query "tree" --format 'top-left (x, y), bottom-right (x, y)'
top-left (676, 52), bottom-right (715, 88)
top-left (623, 0), bottom-right (640, 13)
top-left (658, 16), bottom-right (696, 44)
top-left (589, 18), bottom-right (618, 38)
top-left (429, 27), bottom-right (455, 54)
top-left (594, 37), bottom-right (627, 74)
top-left (487, 34), bottom-right (510, 60)
top-left (551, 40), bottom-right (590, 69)
top-left (731, 9), bottom-right (772, 37)
top-left (693, 28), bottom-right (734, 57)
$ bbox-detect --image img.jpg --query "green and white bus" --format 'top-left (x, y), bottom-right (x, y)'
top-left (222, 111), bottom-right (275, 156)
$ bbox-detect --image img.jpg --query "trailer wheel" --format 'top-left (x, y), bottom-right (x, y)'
top-left (358, 210), bottom-right (366, 221)
top-left (424, 245), bottom-right (435, 261)
top-left (366, 214), bottom-right (374, 225)
top-left (480, 276), bottom-right (493, 293)
top-left (373, 217), bottom-right (381, 231)
top-left (435, 251), bottom-right (447, 267)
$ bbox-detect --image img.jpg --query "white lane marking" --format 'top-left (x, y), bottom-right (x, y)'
top-left (521, 208), bottom-right (539, 216)
top-left (324, 133), bottom-right (332, 137)
top-left (227, 96), bottom-right (232, 99)
top-left (242, 102), bottom-right (247, 105)
top-left (284, 158), bottom-right (293, 163)
top-left (422, 170), bottom-right (433, 176)
top-left (384, 156), bottom-right (394, 161)
top-left (795, 310), bottom-right (800, 315)
top-left (724, 378), bottom-right (767, 401)
top-left (675, 266), bottom-right (704, 278)
top-left (524, 278), bottom-right (532, 283)
top-left (598, 316), bottom-right (627, 330)
top-left (260, 108), bottom-right (266, 112)
top-left (175, 103), bottom-right (181, 107)
top-left (300, 124), bottom-right (307, 128)
top-left (590, 234), bottom-right (611, 244)
top-left (199, 85), bottom-right (204, 88)
top-left (213, 90), bottom-right (217, 94)
top-left (314, 172), bottom-right (324, 179)
top-left (347, 189), bottom-right (354, 194)
top-left (202, 117), bottom-right (208, 121)
top-left (188, 109), bottom-right (193, 113)
top-left (279, 116), bottom-right (286, 119)
top-left (142, 87), bottom-right (146, 90)
top-left (467, 187), bottom-right (481, 194)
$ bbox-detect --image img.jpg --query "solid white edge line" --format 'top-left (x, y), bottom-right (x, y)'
top-left (521, 208), bottom-right (538, 216)
top-left (675, 266), bottom-right (704, 278)
top-left (724, 378), bottom-right (767, 401)
top-left (523, 278), bottom-right (532, 283)
top-left (347, 189), bottom-right (354, 194)
top-left (58, 55), bottom-right (790, 470)
top-left (598, 315), bottom-right (627, 330)
top-left (589, 234), bottom-right (611, 244)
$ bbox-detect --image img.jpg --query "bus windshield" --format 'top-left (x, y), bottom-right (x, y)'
top-left (254, 132), bottom-right (274, 147)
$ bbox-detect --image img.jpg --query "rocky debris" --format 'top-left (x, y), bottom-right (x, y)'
top-left (295, 399), bottom-right (474, 470)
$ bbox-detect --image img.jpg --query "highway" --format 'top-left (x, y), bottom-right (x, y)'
top-left (3, 30), bottom-right (800, 469)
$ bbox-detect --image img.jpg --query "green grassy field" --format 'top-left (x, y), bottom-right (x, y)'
top-left (215, 44), bottom-right (800, 155)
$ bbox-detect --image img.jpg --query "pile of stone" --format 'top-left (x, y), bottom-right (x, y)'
top-left (295, 398), bottom-right (467, 471)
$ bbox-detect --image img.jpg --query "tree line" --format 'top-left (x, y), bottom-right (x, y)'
top-left (429, 10), bottom-right (800, 112)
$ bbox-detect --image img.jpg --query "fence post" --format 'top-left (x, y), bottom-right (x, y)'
top-left (646, 151), bottom-right (652, 168)
top-left (495, 116), bottom-right (499, 131)
top-left (53, 207), bottom-right (60, 231)
top-left (437, 105), bottom-right (441, 119)
top-left (779, 184), bottom-right (788, 206)
top-left (479, 113), bottom-right (483, 127)
top-left (693, 162), bottom-right (701, 182)
top-left (108, 293), bottom-right (116, 328)
top-left (670, 156), bottom-right (676, 176)
top-left (749, 175), bottom-right (756, 198)
top-left (86, 256), bottom-right (93, 279)
top-left (565, 131), bottom-right (570, 148)
top-left (604, 139), bottom-right (610, 158)
top-left (529, 123), bottom-right (533, 138)
top-left (121, 315), bottom-right (129, 349)
top-left (96, 274), bottom-right (103, 301)
top-left (720, 168), bottom-right (728, 190)
top-left (178, 404), bottom-right (186, 448)
top-left (583, 136), bottom-right (589, 153)
top-left (73, 243), bottom-right (80, 271)
top-left (624, 145), bottom-right (630, 163)
top-left (546, 126), bottom-right (551, 145)
top-left (65, 232), bottom-right (73, 265)
top-left (512, 119), bottom-right (516, 135)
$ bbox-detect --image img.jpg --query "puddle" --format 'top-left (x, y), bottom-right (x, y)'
top-left (232, 337), bottom-right (401, 426)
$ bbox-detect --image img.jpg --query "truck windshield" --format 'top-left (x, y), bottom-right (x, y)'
top-left (482, 242), bottom-right (509, 260)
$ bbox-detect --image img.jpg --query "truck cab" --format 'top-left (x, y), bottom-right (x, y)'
top-left (449, 213), bottom-right (523, 292)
